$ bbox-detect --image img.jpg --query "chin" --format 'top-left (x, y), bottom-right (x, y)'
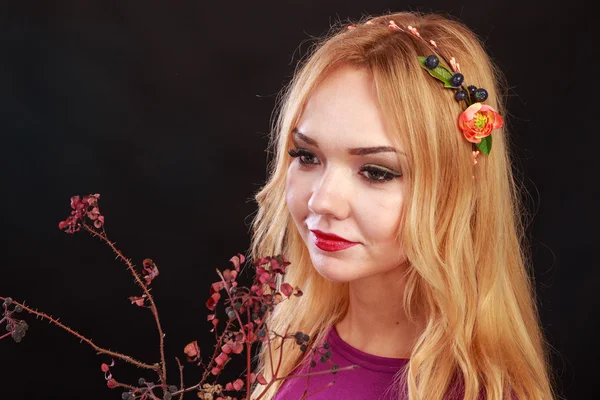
top-left (310, 256), bottom-right (358, 283)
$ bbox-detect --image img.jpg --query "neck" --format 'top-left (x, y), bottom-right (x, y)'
top-left (334, 271), bottom-right (425, 359)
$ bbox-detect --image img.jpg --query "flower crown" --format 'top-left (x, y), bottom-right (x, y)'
top-left (348, 20), bottom-right (504, 166)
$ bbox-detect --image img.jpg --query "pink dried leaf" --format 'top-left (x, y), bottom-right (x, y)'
top-left (229, 253), bottom-right (245, 271)
top-left (93, 216), bottom-right (104, 229)
top-left (221, 343), bottom-right (232, 355)
top-left (280, 283), bottom-right (293, 297)
top-left (141, 259), bottom-right (159, 285)
top-left (206, 292), bottom-right (220, 311)
top-left (225, 379), bottom-right (245, 391)
top-left (87, 207), bottom-right (100, 220)
top-left (210, 281), bottom-right (225, 295)
top-left (210, 318), bottom-right (219, 333)
top-left (249, 373), bottom-right (265, 385)
top-left (215, 352), bottom-right (229, 366)
top-left (273, 293), bottom-right (283, 305)
top-left (223, 268), bottom-right (239, 283)
top-left (223, 339), bottom-right (243, 355)
top-left (250, 284), bottom-right (262, 295)
top-left (128, 295), bottom-right (147, 307)
top-left (184, 340), bottom-right (200, 362)
top-left (257, 272), bottom-right (270, 285)
top-left (232, 379), bottom-right (244, 391)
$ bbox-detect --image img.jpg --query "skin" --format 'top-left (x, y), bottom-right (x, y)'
top-left (284, 65), bottom-right (425, 359)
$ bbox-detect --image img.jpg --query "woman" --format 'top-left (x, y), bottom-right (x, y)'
top-left (248, 11), bottom-right (557, 400)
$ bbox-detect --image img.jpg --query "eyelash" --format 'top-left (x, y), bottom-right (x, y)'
top-left (287, 148), bottom-right (402, 184)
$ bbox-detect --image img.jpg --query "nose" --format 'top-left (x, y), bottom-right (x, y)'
top-left (307, 165), bottom-right (351, 220)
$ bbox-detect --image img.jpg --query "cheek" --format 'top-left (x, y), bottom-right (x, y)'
top-left (358, 191), bottom-right (404, 246)
top-left (285, 166), bottom-right (307, 220)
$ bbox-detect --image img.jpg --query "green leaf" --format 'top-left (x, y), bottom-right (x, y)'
top-left (476, 135), bottom-right (493, 155)
top-left (417, 56), bottom-right (455, 88)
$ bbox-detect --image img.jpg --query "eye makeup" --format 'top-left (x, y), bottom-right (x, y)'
top-left (287, 147), bottom-right (402, 185)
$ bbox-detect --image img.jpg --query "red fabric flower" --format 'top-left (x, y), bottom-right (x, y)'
top-left (458, 103), bottom-right (503, 143)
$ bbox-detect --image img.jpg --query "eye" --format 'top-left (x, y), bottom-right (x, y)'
top-left (287, 148), bottom-right (319, 165)
top-left (360, 165), bottom-right (402, 184)
top-left (287, 147), bottom-right (402, 185)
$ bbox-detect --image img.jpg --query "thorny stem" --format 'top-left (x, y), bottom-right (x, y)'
top-left (215, 267), bottom-right (284, 400)
top-left (252, 323), bottom-right (359, 400)
top-left (301, 382), bottom-right (336, 399)
top-left (246, 305), bottom-right (252, 400)
top-left (4, 207), bottom-right (358, 400)
top-left (274, 365), bottom-right (360, 381)
top-left (0, 296), bottom-right (158, 371)
top-left (199, 319), bottom-right (234, 388)
top-left (82, 224), bottom-right (168, 386)
top-left (251, 324), bottom-right (289, 400)
top-left (214, 268), bottom-right (255, 398)
top-left (167, 319), bottom-right (236, 398)
top-left (175, 357), bottom-right (185, 400)
top-left (215, 269), bottom-right (247, 344)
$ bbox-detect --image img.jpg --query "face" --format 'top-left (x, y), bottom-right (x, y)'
top-left (285, 66), bottom-right (409, 283)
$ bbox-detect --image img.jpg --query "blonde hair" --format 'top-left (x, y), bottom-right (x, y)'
top-left (247, 11), bottom-right (558, 400)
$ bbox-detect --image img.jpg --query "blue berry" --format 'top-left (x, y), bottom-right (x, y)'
top-left (449, 73), bottom-right (464, 87)
top-left (424, 55), bottom-right (439, 69)
top-left (467, 85), bottom-right (477, 97)
top-left (455, 90), bottom-right (467, 101)
top-left (12, 331), bottom-right (22, 343)
top-left (474, 88), bottom-right (488, 102)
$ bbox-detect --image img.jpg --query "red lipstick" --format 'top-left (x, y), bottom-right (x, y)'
top-left (310, 230), bottom-right (359, 252)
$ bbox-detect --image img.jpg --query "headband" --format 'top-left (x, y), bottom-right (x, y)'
top-left (348, 20), bottom-right (504, 166)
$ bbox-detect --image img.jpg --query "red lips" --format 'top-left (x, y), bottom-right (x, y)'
top-left (310, 230), bottom-right (358, 252)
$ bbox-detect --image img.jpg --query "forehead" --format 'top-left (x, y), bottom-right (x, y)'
top-left (295, 66), bottom-right (393, 147)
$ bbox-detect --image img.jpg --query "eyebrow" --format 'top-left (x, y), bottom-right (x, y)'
top-left (292, 128), bottom-right (404, 156)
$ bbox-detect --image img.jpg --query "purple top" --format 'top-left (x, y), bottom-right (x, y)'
top-left (273, 324), bottom-right (412, 400)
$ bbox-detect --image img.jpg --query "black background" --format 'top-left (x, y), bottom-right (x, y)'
top-left (1, 1), bottom-right (596, 399)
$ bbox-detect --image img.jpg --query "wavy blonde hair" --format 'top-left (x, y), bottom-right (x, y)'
top-left (247, 11), bottom-right (558, 400)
